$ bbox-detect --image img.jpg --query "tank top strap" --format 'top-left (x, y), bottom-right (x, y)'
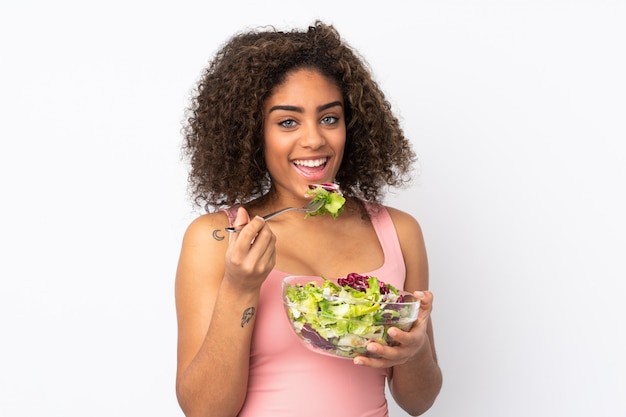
top-left (220, 206), bottom-right (240, 227)
top-left (363, 201), bottom-right (406, 282)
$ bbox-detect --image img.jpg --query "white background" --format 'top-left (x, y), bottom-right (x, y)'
top-left (1, 1), bottom-right (624, 416)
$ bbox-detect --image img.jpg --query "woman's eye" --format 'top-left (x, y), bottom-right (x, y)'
top-left (280, 119), bottom-right (297, 128)
top-left (321, 116), bottom-right (338, 125)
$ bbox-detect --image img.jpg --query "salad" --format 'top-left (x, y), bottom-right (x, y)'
top-left (283, 273), bottom-right (419, 358)
top-left (305, 183), bottom-right (346, 219)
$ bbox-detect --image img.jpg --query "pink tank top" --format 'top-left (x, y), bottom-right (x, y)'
top-left (222, 202), bottom-right (406, 417)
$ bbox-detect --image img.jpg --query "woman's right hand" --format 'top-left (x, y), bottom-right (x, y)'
top-left (223, 207), bottom-right (277, 292)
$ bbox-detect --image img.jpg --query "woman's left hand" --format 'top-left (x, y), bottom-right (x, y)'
top-left (353, 290), bottom-right (434, 368)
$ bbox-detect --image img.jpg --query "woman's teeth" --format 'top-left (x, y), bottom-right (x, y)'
top-left (293, 158), bottom-right (327, 167)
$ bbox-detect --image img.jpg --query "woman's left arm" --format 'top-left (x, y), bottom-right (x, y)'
top-left (353, 207), bottom-right (442, 416)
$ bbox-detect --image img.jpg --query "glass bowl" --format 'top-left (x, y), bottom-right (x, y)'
top-left (282, 275), bottom-right (420, 359)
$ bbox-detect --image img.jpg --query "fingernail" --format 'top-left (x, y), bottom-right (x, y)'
top-left (354, 358), bottom-right (363, 366)
top-left (415, 291), bottom-right (425, 298)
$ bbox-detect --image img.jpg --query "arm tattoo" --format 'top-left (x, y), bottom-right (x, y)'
top-left (241, 306), bottom-right (255, 327)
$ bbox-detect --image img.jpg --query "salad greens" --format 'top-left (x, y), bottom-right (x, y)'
top-left (305, 183), bottom-right (346, 219)
top-left (283, 273), bottom-right (419, 358)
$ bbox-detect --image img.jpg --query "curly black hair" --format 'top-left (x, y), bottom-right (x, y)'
top-left (182, 21), bottom-right (416, 212)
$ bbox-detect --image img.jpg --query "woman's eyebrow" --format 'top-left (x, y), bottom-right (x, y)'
top-left (267, 101), bottom-right (343, 114)
top-left (268, 105), bottom-right (303, 113)
top-left (318, 101), bottom-right (343, 112)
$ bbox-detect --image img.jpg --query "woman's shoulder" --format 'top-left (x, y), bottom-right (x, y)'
top-left (176, 211), bottom-right (231, 289)
top-left (375, 204), bottom-right (425, 247)
top-left (182, 211), bottom-right (232, 245)
top-left (383, 205), bottom-right (421, 228)
top-left (363, 201), bottom-right (421, 229)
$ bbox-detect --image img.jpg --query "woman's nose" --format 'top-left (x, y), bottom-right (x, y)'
top-left (299, 123), bottom-right (325, 149)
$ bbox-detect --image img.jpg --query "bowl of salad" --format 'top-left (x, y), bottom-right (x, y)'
top-left (282, 273), bottom-right (420, 359)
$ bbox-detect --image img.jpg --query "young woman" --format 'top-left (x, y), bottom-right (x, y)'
top-left (175, 21), bottom-right (442, 417)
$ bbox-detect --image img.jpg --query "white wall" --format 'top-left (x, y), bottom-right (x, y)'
top-left (1, 1), bottom-right (624, 416)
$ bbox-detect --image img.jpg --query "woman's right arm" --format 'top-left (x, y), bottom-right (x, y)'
top-left (175, 209), bottom-right (276, 417)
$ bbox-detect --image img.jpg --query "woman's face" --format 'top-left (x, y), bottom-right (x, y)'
top-left (262, 68), bottom-right (346, 198)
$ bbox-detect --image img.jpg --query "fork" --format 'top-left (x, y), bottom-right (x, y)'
top-left (224, 198), bottom-right (325, 232)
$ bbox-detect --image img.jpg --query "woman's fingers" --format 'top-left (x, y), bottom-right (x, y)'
top-left (353, 291), bottom-right (435, 368)
top-left (225, 208), bottom-right (275, 285)
top-left (415, 290), bottom-right (433, 326)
